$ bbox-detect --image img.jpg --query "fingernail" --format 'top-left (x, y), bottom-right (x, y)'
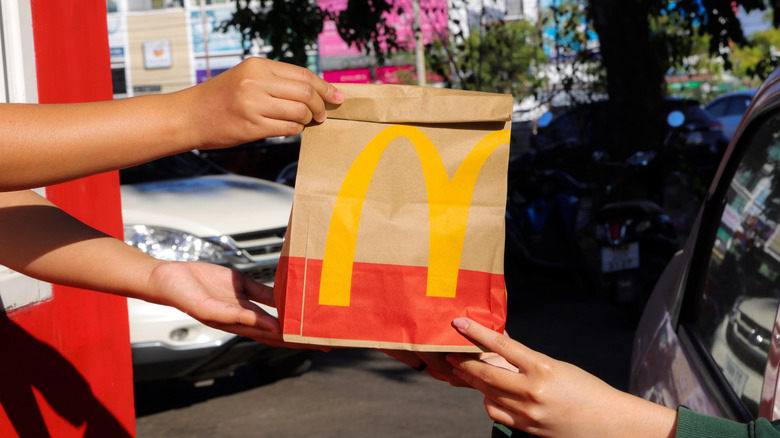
top-left (452, 318), bottom-right (469, 331)
top-left (333, 90), bottom-right (344, 102)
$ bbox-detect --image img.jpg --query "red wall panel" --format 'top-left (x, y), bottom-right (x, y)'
top-left (0, 0), bottom-right (135, 436)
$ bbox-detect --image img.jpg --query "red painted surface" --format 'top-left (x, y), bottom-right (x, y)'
top-left (275, 256), bottom-right (506, 348)
top-left (0, 1), bottom-right (135, 437)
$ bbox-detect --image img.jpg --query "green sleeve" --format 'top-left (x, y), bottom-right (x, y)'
top-left (676, 406), bottom-right (780, 438)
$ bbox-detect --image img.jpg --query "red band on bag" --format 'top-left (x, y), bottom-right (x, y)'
top-left (278, 256), bottom-right (506, 348)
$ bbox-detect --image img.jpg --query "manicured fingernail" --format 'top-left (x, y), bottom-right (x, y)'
top-left (452, 318), bottom-right (469, 331)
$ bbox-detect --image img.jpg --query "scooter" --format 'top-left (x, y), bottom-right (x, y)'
top-left (593, 111), bottom-right (686, 318)
top-left (504, 113), bottom-right (597, 293)
top-left (595, 199), bottom-right (678, 316)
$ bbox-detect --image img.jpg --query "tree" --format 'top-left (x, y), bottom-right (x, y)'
top-left (731, 11), bottom-right (780, 82)
top-left (585, 0), bottom-right (779, 158)
top-left (540, 0), bottom-right (605, 106)
top-left (425, 19), bottom-right (547, 98)
top-left (328, 0), bottom-right (401, 69)
top-left (220, 0), bottom-right (327, 67)
top-left (220, 0), bottom-right (403, 69)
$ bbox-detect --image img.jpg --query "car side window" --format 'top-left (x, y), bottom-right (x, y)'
top-left (708, 99), bottom-right (730, 118)
top-left (726, 97), bottom-right (752, 116)
top-left (688, 110), bottom-right (780, 417)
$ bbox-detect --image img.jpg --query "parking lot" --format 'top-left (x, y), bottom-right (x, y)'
top-left (134, 274), bottom-right (636, 437)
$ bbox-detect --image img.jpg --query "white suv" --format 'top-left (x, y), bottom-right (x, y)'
top-left (120, 151), bottom-right (306, 383)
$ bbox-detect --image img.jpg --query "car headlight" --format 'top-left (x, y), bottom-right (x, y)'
top-left (124, 225), bottom-right (240, 263)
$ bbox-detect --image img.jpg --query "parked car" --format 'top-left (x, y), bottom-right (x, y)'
top-left (120, 151), bottom-right (309, 383)
top-left (531, 98), bottom-right (728, 186)
top-left (198, 134), bottom-right (301, 183)
top-left (630, 69), bottom-right (780, 422)
top-left (705, 89), bottom-right (757, 141)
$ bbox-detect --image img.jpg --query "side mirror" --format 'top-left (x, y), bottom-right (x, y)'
top-left (537, 112), bottom-right (554, 128)
top-left (667, 110), bottom-right (685, 128)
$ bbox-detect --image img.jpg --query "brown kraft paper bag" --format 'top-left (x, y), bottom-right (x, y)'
top-left (273, 83), bottom-right (512, 352)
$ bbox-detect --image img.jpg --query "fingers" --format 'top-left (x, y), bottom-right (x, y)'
top-left (378, 349), bottom-right (473, 387)
top-left (236, 306), bottom-right (281, 333)
top-left (415, 351), bottom-right (472, 387)
top-left (379, 349), bottom-right (425, 369)
top-left (248, 57), bottom-right (343, 123)
top-left (452, 318), bottom-right (536, 372)
top-left (268, 59), bottom-right (344, 111)
top-left (447, 353), bottom-right (527, 397)
top-left (448, 355), bottom-right (543, 434)
top-left (239, 274), bottom-right (276, 307)
top-left (483, 397), bottom-right (527, 432)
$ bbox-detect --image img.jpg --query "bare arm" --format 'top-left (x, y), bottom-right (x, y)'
top-left (0, 57), bottom-right (343, 191)
top-left (0, 189), bottom-right (287, 343)
top-left (446, 317), bottom-right (678, 438)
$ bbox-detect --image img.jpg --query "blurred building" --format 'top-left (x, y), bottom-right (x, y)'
top-left (108, 0), bottom-right (294, 98)
top-left (108, 0), bottom-right (474, 97)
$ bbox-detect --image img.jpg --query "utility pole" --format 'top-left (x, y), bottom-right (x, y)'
top-left (412, 0), bottom-right (426, 85)
top-left (200, 0), bottom-right (211, 81)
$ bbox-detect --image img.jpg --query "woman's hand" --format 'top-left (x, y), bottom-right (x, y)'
top-left (184, 57), bottom-right (345, 149)
top-left (446, 318), bottom-right (677, 438)
top-left (379, 330), bottom-right (519, 387)
top-left (379, 350), bottom-right (472, 387)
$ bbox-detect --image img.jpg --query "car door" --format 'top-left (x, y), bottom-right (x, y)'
top-left (678, 106), bottom-right (780, 420)
top-left (631, 81), bottom-right (780, 423)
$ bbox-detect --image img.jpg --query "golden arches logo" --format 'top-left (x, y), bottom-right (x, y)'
top-left (319, 125), bottom-right (510, 307)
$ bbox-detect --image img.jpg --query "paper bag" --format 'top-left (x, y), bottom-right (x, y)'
top-left (273, 83), bottom-right (512, 352)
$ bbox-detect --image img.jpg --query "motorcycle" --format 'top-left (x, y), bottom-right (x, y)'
top-left (595, 199), bottom-right (678, 316)
top-left (593, 111), bottom-right (687, 318)
top-left (504, 113), bottom-right (597, 293)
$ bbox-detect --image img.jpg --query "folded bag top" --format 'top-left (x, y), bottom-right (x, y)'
top-left (275, 83), bottom-right (513, 352)
top-left (325, 83), bottom-right (513, 124)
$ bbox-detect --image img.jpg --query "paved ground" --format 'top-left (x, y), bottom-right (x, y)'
top-left (134, 275), bottom-right (637, 437)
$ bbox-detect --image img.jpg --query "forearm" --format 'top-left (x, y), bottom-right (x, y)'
top-left (0, 190), bottom-right (166, 303)
top-left (0, 93), bottom-right (194, 191)
top-left (0, 58), bottom-right (344, 192)
top-left (448, 318), bottom-right (679, 438)
top-left (530, 362), bottom-right (678, 438)
top-left (600, 389), bottom-right (678, 438)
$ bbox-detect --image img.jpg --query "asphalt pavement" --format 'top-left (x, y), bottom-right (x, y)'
top-left (134, 274), bottom-right (637, 437)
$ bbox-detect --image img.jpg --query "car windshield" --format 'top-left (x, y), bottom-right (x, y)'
top-left (119, 152), bottom-right (225, 185)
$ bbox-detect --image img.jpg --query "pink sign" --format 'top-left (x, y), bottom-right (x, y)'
top-left (323, 65), bottom-right (415, 84)
top-left (317, 0), bottom-right (449, 57)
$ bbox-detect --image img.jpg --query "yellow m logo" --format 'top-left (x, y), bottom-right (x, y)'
top-left (319, 125), bottom-right (510, 306)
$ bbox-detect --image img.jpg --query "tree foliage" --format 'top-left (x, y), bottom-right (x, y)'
top-left (220, 0), bottom-right (327, 66)
top-left (328, 0), bottom-right (400, 66)
top-left (540, 1), bottom-right (605, 105)
top-left (580, 0), bottom-right (779, 158)
top-left (221, 0), bottom-right (402, 68)
top-left (425, 19), bottom-right (546, 97)
top-left (731, 11), bottom-right (780, 81)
